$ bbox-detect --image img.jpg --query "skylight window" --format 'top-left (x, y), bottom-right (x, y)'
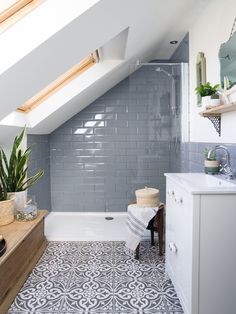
top-left (0, 0), bottom-right (33, 23)
top-left (0, 0), bottom-right (23, 13)
top-left (17, 52), bottom-right (99, 113)
top-left (0, 0), bottom-right (44, 31)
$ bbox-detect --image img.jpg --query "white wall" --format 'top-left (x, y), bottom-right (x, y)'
top-left (0, 126), bottom-right (27, 159)
top-left (189, 0), bottom-right (236, 143)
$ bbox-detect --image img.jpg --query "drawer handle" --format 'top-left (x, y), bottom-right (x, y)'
top-left (167, 190), bottom-right (174, 196)
top-left (175, 197), bottom-right (183, 204)
top-left (169, 242), bottom-right (178, 253)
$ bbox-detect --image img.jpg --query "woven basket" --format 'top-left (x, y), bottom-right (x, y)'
top-left (135, 186), bottom-right (160, 207)
top-left (0, 199), bottom-right (14, 226)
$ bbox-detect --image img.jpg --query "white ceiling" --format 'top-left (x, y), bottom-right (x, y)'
top-left (0, 0), bottom-right (211, 141)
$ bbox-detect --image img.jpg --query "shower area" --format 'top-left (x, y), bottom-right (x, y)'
top-left (29, 62), bottom-right (188, 218)
top-left (126, 62), bottom-right (187, 201)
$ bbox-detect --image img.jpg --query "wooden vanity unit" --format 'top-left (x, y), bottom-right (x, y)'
top-left (0, 210), bottom-right (48, 314)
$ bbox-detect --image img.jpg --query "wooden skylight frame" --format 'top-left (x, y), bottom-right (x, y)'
top-left (0, 0), bottom-right (44, 32)
top-left (17, 53), bottom-right (98, 113)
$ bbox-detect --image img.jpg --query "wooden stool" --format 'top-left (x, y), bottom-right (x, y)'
top-left (135, 204), bottom-right (164, 260)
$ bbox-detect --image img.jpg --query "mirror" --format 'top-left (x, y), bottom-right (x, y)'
top-left (196, 52), bottom-right (206, 106)
top-left (219, 31), bottom-right (236, 86)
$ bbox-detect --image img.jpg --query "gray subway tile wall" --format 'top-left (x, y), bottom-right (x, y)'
top-left (49, 66), bottom-right (182, 212)
top-left (181, 142), bottom-right (236, 173)
top-left (27, 135), bottom-right (51, 210)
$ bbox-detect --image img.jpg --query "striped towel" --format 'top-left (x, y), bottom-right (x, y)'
top-left (125, 204), bottom-right (160, 251)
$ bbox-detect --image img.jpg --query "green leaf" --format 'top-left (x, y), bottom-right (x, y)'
top-left (19, 169), bottom-right (44, 191)
top-left (0, 127), bottom-right (44, 193)
top-left (0, 151), bottom-right (8, 188)
top-left (195, 82), bottom-right (219, 97)
top-left (15, 127), bottom-right (26, 149)
top-left (1, 149), bottom-right (9, 173)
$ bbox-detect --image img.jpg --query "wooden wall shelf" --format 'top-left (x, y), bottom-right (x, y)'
top-left (199, 102), bottom-right (236, 117)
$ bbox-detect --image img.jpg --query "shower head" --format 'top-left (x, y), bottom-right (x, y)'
top-left (135, 60), bottom-right (141, 68)
top-left (155, 67), bottom-right (172, 77)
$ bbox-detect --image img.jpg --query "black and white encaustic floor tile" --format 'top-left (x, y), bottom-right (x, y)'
top-left (8, 241), bottom-right (183, 314)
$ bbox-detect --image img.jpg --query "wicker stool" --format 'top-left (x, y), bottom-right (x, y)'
top-left (135, 203), bottom-right (164, 260)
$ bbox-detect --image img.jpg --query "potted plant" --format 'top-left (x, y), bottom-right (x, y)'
top-left (195, 82), bottom-right (220, 107)
top-left (209, 93), bottom-right (221, 107)
top-left (204, 148), bottom-right (219, 174)
top-left (0, 127), bottom-right (44, 217)
top-left (0, 183), bottom-right (14, 226)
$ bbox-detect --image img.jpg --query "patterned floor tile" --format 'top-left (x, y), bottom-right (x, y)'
top-left (8, 241), bottom-right (183, 314)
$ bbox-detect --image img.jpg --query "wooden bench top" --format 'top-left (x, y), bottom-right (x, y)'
top-left (0, 210), bottom-right (48, 265)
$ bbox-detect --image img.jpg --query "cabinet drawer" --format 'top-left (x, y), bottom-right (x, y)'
top-left (166, 179), bottom-right (193, 313)
top-left (0, 220), bottom-right (46, 314)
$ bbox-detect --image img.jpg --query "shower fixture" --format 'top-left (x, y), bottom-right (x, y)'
top-left (155, 67), bottom-right (173, 77)
top-left (155, 67), bottom-right (177, 116)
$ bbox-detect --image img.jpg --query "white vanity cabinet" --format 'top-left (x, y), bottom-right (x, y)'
top-left (165, 173), bottom-right (236, 314)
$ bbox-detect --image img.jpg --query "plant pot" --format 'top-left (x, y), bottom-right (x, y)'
top-left (0, 199), bottom-right (14, 226)
top-left (8, 190), bottom-right (27, 214)
top-left (201, 96), bottom-right (211, 106)
top-left (209, 98), bottom-right (221, 107)
top-left (204, 159), bottom-right (219, 174)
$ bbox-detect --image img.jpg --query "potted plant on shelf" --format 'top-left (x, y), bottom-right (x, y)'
top-left (0, 183), bottom-right (14, 226)
top-left (204, 148), bottom-right (219, 175)
top-left (0, 127), bottom-right (44, 218)
top-left (195, 82), bottom-right (220, 107)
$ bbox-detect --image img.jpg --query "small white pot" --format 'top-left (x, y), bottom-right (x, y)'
top-left (8, 190), bottom-right (27, 212)
top-left (209, 98), bottom-right (221, 107)
top-left (201, 96), bottom-right (211, 106)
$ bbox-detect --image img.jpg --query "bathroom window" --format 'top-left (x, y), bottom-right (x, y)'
top-left (0, 0), bottom-right (32, 22)
top-left (17, 52), bottom-right (99, 113)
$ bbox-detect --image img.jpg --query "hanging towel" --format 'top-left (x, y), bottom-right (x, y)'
top-left (125, 203), bottom-right (162, 251)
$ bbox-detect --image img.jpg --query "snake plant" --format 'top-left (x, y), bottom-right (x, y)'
top-left (0, 127), bottom-right (44, 192)
top-left (0, 183), bottom-right (7, 201)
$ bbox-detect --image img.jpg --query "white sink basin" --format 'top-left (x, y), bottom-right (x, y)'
top-left (165, 173), bottom-right (236, 194)
top-left (204, 175), bottom-right (236, 187)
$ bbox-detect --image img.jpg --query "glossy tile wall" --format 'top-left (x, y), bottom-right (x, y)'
top-left (27, 135), bottom-right (51, 210)
top-left (50, 65), bottom-right (182, 212)
top-left (181, 142), bottom-right (236, 172)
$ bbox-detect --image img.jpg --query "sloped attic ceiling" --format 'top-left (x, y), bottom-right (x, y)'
top-left (0, 0), bottom-right (212, 137)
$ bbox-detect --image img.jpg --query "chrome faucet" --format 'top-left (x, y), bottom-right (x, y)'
top-left (208, 145), bottom-right (235, 179)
